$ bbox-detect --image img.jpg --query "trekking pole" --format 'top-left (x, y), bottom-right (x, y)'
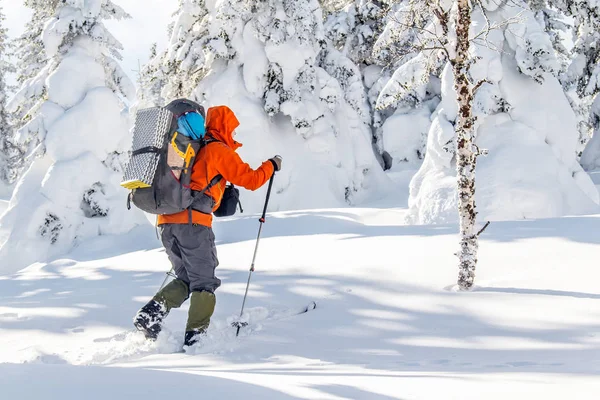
top-left (235, 173), bottom-right (275, 336)
top-left (158, 267), bottom-right (177, 291)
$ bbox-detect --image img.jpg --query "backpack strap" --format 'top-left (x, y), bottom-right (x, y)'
top-left (195, 137), bottom-right (222, 193)
top-left (186, 137), bottom-right (223, 225)
top-left (188, 174), bottom-right (224, 225)
top-left (198, 174), bottom-right (223, 195)
top-left (132, 146), bottom-right (162, 156)
top-left (203, 136), bottom-right (219, 146)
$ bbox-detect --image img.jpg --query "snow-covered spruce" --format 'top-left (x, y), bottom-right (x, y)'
top-left (143, 0), bottom-right (388, 211)
top-left (528, 0), bottom-right (570, 73)
top-left (0, 0), bottom-right (145, 273)
top-left (370, 1), bottom-right (443, 169)
top-left (323, 0), bottom-right (387, 68)
top-left (136, 43), bottom-right (165, 109)
top-left (141, 0), bottom-right (210, 106)
top-left (323, 0), bottom-right (421, 169)
top-left (0, 4), bottom-right (17, 188)
top-left (5, 1), bottom-right (59, 183)
top-left (554, 0), bottom-right (600, 166)
top-left (406, 0), bottom-right (599, 224)
top-left (13, 1), bottom-right (56, 87)
top-left (532, 0), bottom-right (600, 157)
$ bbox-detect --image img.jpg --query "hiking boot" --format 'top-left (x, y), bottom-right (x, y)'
top-left (183, 328), bottom-right (207, 347)
top-left (133, 299), bottom-right (169, 340)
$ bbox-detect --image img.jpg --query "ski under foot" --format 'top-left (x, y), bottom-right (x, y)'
top-left (91, 301), bottom-right (319, 359)
top-left (176, 300), bottom-right (318, 354)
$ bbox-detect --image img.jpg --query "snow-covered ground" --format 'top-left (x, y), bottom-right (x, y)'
top-left (590, 171), bottom-right (600, 193)
top-left (1, 199), bottom-right (600, 398)
top-left (0, 199), bottom-right (7, 216)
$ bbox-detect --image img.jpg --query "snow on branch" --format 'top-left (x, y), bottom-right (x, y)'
top-left (376, 54), bottom-right (432, 110)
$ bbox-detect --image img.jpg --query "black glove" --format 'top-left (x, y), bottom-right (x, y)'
top-left (269, 155), bottom-right (282, 172)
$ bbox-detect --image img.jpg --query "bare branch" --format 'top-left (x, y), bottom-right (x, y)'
top-left (472, 143), bottom-right (489, 157)
top-left (385, 16), bottom-right (451, 61)
top-left (473, 79), bottom-right (491, 93)
top-left (475, 0), bottom-right (492, 43)
top-left (432, 4), bottom-right (449, 36)
top-left (476, 221), bottom-right (491, 237)
top-left (471, 10), bottom-right (526, 44)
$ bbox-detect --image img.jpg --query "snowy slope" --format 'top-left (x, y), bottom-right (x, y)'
top-left (590, 171), bottom-right (600, 194)
top-left (1, 207), bottom-right (600, 399)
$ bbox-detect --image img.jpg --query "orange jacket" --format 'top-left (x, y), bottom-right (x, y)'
top-left (158, 106), bottom-right (275, 227)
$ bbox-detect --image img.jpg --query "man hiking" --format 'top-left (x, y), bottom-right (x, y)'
top-left (133, 104), bottom-right (282, 347)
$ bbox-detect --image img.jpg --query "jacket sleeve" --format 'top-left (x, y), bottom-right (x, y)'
top-left (213, 144), bottom-right (274, 191)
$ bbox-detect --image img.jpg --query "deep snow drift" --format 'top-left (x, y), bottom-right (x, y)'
top-left (1, 205), bottom-right (599, 399)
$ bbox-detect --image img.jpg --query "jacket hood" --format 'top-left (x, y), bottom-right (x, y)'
top-left (206, 106), bottom-right (242, 150)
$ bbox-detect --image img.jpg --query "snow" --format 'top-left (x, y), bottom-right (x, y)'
top-left (46, 42), bottom-right (108, 109)
top-left (192, 63), bottom-right (388, 212)
top-left (0, 177), bottom-right (12, 202)
top-left (583, 133), bottom-right (600, 171)
top-left (2, 3), bottom-right (600, 396)
top-left (46, 87), bottom-right (130, 161)
top-left (377, 55), bottom-right (430, 110)
top-left (581, 96), bottom-right (600, 170)
top-left (382, 102), bottom-right (437, 166)
top-left (1, 201), bottom-right (600, 398)
top-left (242, 21), bottom-right (269, 97)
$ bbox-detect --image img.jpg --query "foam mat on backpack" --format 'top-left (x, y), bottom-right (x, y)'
top-left (121, 107), bottom-right (173, 190)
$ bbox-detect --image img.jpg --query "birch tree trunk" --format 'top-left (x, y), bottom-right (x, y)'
top-left (453, 0), bottom-right (478, 291)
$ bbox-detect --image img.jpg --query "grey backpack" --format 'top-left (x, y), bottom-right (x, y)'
top-left (121, 99), bottom-right (221, 217)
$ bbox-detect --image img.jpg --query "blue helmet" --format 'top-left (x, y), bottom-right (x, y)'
top-left (177, 112), bottom-right (206, 140)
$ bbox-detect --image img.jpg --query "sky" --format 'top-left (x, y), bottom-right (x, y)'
top-left (2, 0), bottom-right (178, 83)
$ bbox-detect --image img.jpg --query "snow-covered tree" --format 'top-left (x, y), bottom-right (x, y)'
top-left (323, 0), bottom-right (389, 67)
top-left (528, 0), bottom-right (570, 70)
top-left (145, 0), bottom-right (387, 210)
top-left (1, 1), bottom-right (54, 185)
top-left (367, 1), bottom-right (443, 168)
top-left (13, 1), bottom-right (56, 86)
top-left (10, 1), bottom-right (60, 129)
top-left (375, 0), bottom-right (484, 289)
top-left (377, 1), bottom-right (599, 288)
top-left (136, 43), bottom-right (165, 108)
top-left (146, 0), bottom-right (210, 103)
top-left (322, 0), bottom-right (396, 168)
top-left (552, 0), bottom-right (600, 163)
top-left (529, 0), bottom-right (600, 157)
top-left (401, 0), bottom-right (598, 228)
top-left (0, 0), bottom-right (145, 273)
top-left (320, 1), bottom-right (443, 169)
top-left (0, 4), bottom-right (17, 188)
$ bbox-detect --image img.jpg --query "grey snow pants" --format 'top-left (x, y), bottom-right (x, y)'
top-left (160, 224), bottom-right (221, 293)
